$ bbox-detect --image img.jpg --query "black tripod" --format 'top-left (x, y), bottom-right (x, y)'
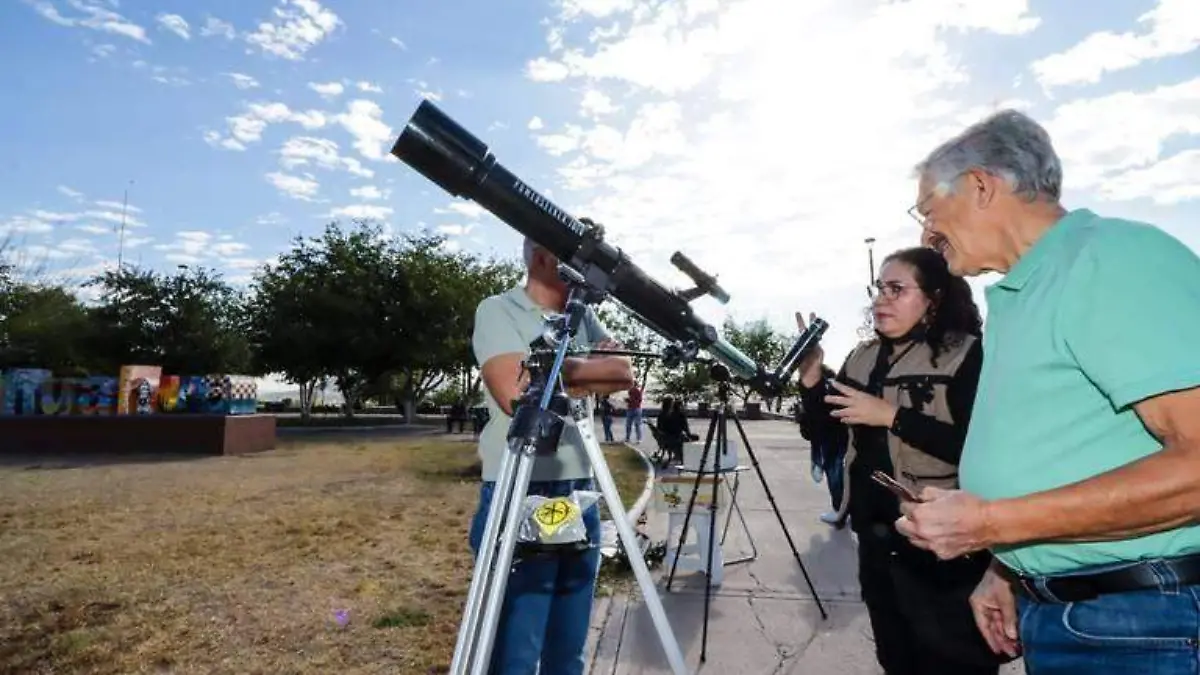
top-left (665, 361), bottom-right (827, 662)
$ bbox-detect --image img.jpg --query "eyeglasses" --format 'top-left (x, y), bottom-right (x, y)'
top-left (870, 280), bottom-right (912, 300)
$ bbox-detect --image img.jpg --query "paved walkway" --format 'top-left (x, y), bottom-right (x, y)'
top-left (586, 420), bottom-right (1027, 675)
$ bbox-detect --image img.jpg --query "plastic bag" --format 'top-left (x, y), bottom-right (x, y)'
top-left (518, 490), bottom-right (600, 546)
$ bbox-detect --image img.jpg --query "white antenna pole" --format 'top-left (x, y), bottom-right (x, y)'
top-left (117, 179), bottom-right (133, 270)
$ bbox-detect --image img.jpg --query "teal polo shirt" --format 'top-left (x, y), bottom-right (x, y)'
top-left (959, 208), bottom-right (1200, 576)
top-left (471, 286), bottom-right (611, 483)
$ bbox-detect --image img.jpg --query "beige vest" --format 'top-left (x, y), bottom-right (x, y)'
top-left (834, 334), bottom-right (977, 521)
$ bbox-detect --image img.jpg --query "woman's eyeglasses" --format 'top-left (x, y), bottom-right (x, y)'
top-left (870, 280), bottom-right (911, 300)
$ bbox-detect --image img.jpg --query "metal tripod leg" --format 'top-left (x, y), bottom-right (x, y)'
top-left (718, 473), bottom-right (758, 566)
top-left (447, 438), bottom-right (520, 674)
top-left (576, 412), bottom-right (691, 675)
top-left (449, 435), bottom-right (538, 675)
top-left (728, 412), bottom-right (828, 620)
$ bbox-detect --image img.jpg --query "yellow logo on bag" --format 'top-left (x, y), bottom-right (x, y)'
top-left (533, 498), bottom-right (579, 538)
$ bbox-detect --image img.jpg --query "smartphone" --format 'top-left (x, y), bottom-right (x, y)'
top-left (871, 470), bottom-right (922, 503)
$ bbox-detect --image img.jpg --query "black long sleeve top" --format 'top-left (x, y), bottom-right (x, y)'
top-left (797, 338), bottom-right (984, 531)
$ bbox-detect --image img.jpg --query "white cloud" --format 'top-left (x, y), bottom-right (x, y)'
top-left (308, 81), bottom-right (344, 99)
top-left (25, 0), bottom-right (149, 43)
top-left (94, 200), bottom-right (140, 213)
top-left (226, 73), bottom-right (260, 90)
top-left (350, 185), bottom-right (389, 200)
top-left (205, 101), bottom-right (328, 150)
top-left (580, 89), bottom-right (619, 117)
top-left (153, 231), bottom-right (251, 267)
top-left (256, 212), bottom-right (288, 226)
top-left (200, 16), bottom-right (236, 40)
top-left (528, 116), bottom-right (545, 130)
top-left (329, 204), bottom-right (394, 221)
top-left (246, 0), bottom-right (341, 60)
top-left (434, 202), bottom-right (487, 220)
top-left (334, 99), bottom-right (394, 161)
top-left (156, 13), bottom-right (190, 40)
top-left (519, 0), bottom-right (1043, 365)
top-left (390, 36), bottom-right (407, 49)
top-left (1044, 76), bottom-right (1200, 195)
top-left (58, 185), bottom-right (84, 201)
top-left (1031, 0), bottom-right (1200, 90)
top-left (278, 136), bottom-right (373, 178)
top-left (265, 172), bottom-right (320, 201)
top-left (356, 81), bottom-right (383, 93)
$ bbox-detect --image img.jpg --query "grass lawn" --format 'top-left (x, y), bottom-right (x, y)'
top-left (0, 435), bottom-right (650, 675)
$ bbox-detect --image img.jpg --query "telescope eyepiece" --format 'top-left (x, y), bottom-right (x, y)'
top-left (390, 99), bottom-right (492, 197)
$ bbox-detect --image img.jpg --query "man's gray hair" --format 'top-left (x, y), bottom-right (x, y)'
top-left (522, 237), bottom-right (538, 268)
top-left (914, 109), bottom-right (1063, 203)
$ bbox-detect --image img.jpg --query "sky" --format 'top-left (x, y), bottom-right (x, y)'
top-left (1, 0), bottom-right (1198, 397)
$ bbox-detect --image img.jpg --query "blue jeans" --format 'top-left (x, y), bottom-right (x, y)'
top-left (601, 415), bottom-right (614, 442)
top-left (624, 409), bottom-right (642, 442)
top-left (468, 478), bottom-right (602, 675)
top-left (810, 438), bottom-right (845, 511)
top-left (1015, 560), bottom-right (1200, 674)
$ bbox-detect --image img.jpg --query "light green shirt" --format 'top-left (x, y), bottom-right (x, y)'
top-left (959, 208), bottom-right (1200, 576)
top-left (471, 286), bottom-right (611, 482)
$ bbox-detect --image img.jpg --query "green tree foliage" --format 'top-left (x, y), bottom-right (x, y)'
top-left (86, 265), bottom-right (252, 375)
top-left (595, 304), bottom-right (666, 390)
top-left (248, 222), bottom-right (522, 421)
top-left (720, 317), bottom-right (799, 407)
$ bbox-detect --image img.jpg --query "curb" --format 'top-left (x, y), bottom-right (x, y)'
top-left (277, 425), bottom-right (441, 434)
top-left (622, 441), bottom-right (657, 524)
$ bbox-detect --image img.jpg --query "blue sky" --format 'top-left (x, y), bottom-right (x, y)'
top-left (2, 0), bottom-right (1198, 384)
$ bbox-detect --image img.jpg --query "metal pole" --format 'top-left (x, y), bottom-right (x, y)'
top-left (117, 180), bottom-right (133, 270)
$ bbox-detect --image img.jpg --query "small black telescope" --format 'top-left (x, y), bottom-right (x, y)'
top-left (390, 99), bottom-right (827, 396)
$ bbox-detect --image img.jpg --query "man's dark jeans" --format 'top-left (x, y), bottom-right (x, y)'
top-left (1015, 559), bottom-right (1200, 674)
top-left (468, 478), bottom-right (601, 675)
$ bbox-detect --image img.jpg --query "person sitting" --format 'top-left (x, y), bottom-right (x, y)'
top-left (655, 396), bottom-right (694, 465)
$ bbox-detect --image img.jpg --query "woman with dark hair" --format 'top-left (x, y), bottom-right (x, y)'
top-left (795, 246), bottom-right (1007, 675)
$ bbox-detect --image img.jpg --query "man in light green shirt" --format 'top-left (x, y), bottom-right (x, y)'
top-left (895, 109), bottom-right (1200, 674)
top-left (467, 236), bottom-right (634, 675)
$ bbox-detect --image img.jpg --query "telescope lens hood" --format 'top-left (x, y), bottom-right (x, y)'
top-left (390, 99), bottom-right (492, 197)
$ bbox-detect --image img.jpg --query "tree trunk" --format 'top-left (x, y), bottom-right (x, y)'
top-left (401, 368), bottom-right (416, 424)
top-left (298, 379), bottom-right (315, 421)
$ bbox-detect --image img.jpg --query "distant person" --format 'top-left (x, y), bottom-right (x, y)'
top-left (655, 396), bottom-right (694, 465)
top-left (469, 236), bottom-right (633, 674)
top-left (598, 394), bottom-right (615, 442)
top-left (800, 365), bottom-right (847, 527)
top-left (624, 383), bottom-right (643, 444)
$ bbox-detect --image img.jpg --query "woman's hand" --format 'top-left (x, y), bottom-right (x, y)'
top-left (794, 311), bottom-right (826, 388)
top-left (824, 380), bottom-right (898, 428)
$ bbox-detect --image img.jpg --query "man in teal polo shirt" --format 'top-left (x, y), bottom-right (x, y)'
top-left (894, 109), bottom-right (1200, 673)
top-left (468, 236), bottom-right (633, 674)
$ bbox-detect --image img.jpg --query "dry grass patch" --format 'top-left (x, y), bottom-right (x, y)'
top-left (0, 435), bottom-right (649, 675)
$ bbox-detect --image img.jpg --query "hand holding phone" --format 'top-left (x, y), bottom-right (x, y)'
top-left (871, 470), bottom-right (922, 503)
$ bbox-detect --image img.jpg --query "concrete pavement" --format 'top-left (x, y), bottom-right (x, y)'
top-left (587, 420), bottom-right (1027, 675)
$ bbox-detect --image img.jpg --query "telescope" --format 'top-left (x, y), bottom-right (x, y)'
top-left (389, 98), bottom-right (828, 395)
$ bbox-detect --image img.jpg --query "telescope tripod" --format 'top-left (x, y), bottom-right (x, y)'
top-left (665, 362), bottom-right (828, 662)
top-left (448, 279), bottom-right (690, 675)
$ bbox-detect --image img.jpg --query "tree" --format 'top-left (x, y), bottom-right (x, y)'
top-left (653, 361), bottom-right (715, 405)
top-left (0, 284), bottom-right (94, 374)
top-left (380, 232), bottom-right (522, 421)
top-left (595, 304), bottom-right (666, 390)
top-left (86, 265), bottom-right (252, 375)
top-left (248, 221), bottom-right (409, 419)
top-left (720, 317), bottom-right (791, 406)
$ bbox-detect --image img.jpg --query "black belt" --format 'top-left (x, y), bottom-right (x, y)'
top-left (1010, 554), bottom-right (1200, 603)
